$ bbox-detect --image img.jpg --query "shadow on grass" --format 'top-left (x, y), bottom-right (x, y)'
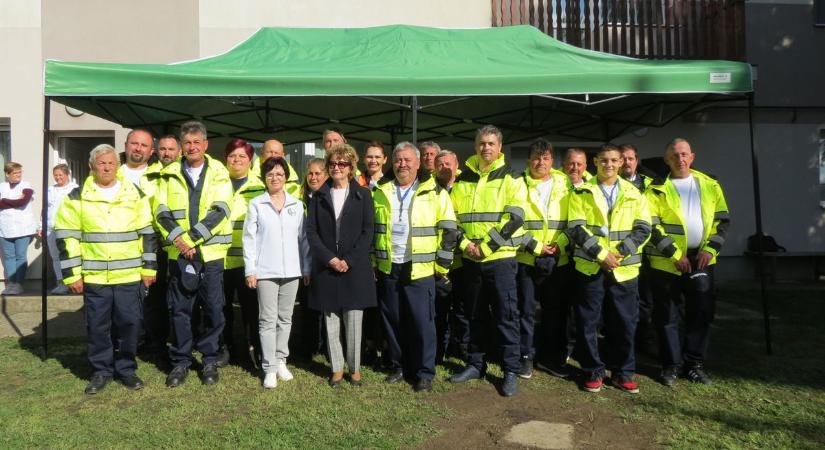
top-left (703, 285), bottom-right (825, 391)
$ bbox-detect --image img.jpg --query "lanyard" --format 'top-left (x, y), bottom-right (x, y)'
top-left (395, 180), bottom-right (416, 222)
top-left (599, 182), bottom-right (618, 216)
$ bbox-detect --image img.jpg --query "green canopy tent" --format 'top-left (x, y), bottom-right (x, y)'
top-left (39, 24), bottom-right (771, 356)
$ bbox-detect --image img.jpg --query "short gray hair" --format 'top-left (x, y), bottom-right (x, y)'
top-left (179, 120), bottom-right (208, 140)
top-left (665, 138), bottom-right (690, 153)
top-left (434, 149), bottom-right (457, 163)
top-left (475, 124), bottom-right (503, 144)
top-left (88, 144), bottom-right (118, 166)
top-left (419, 141), bottom-right (441, 152)
top-left (393, 141), bottom-right (420, 159)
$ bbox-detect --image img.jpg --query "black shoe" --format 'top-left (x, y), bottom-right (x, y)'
top-left (501, 372), bottom-right (519, 397)
top-left (84, 375), bottom-right (112, 395)
top-left (449, 366), bottom-right (483, 383)
top-left (518, 358), bottom-right (533, 379)
top-left (120, 374), bottom-right (144, 391)
top-left (200, 363), bottom-right (219, 385)
top-left (385, 370), bottom-right (404, 384)
top-left (166, 366), bottom-right (188, 388)
top-left (661, 366), bottom-right (679, 387)
top-left (683, 365), bottom-right (713, 385)
top-left (536, 361), bottom-right (572, 379)
top-left (329, 373), bottom-right (343, 388)
top-left (216, 345), bottom-right (231, 368)
top-left (414, 378), bottom-right (433, 393)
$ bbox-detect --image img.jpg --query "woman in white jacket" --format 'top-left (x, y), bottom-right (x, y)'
top-left (46, 164), bottom-right (78, 295)
top-left (243, 156), bottom-right (311, 389)
top-left (0, 162), bottom-right (39, 295)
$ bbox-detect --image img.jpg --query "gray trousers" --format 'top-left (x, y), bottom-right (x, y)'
top-left (47, 231), bottom-right (63, 285)
top-left (324, 309), bottom-right (363, 373)
top-left (257, 278), bottom-right (300, 373)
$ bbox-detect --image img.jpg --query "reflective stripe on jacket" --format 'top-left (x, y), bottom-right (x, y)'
top-left (153, 155), bottom-right (233, 263)
top-left (450, 154), bottom-right (526, 262)
top-left (644, 169), bottom-right (730, 275)
top-left (373, 169), bottom-right (458, 280)
top-left (54, 175), bottom-right (156, 285)
top-left (516, 169), bottom-right (572, 267)
top-left (567, 176), bottom-right (651, 282)
top-left (225, 175), bottom-right (266, 269)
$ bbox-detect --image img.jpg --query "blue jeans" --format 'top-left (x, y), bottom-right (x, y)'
top-left (1, 235), bottom-right (32, 284)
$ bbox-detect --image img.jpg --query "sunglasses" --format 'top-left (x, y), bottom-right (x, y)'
top-left (328, 161), bottom-right (352, 169)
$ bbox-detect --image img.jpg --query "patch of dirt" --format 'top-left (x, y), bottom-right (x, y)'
top-left (420, 384), bottom-right (657, 449)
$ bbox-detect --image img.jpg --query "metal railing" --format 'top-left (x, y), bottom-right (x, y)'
top-left (493, 0), bottom-right (746, 61)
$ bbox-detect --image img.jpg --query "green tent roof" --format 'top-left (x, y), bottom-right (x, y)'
top-left (46, 25), bottom-right (751, 97)
top-left (44, 25), bottom-right (752, 144)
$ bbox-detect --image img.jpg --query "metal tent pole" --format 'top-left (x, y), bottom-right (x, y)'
top-left (411, 96), bottom-right (418, 145)
top-left (748, 94), bottom-right (772, 355)
top-left (40, 97), bottom-right (51, 360)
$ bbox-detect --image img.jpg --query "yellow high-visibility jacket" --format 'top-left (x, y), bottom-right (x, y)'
top-left (567, 176), bottom-right (651, 282)
top-left (252, 156), bottom-right (301, 197)
top-left (225, 175), bottom-right (266, 270)
top-left (517, 169), bottom-right (572, 267)
top-left (645, 169), bottom-right (730, 275)
top-left (451, 154), bottom-right (526, 262)
top-left (372, 169), bottom-right (458, 280)
top-left (153, 155), bottom-right (233, 263)
top-left (54, 175), bottom-right (156, 285)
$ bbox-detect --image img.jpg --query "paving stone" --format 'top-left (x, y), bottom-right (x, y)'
top-left (504, 420), bottom-right (574, 450)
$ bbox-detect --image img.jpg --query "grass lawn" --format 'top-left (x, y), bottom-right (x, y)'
top-left (0, 282), bottom-right (823, 449)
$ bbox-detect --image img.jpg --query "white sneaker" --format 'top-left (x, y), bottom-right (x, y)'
top-left (277, 361), bottom-right (294, 381)
top-left (263, 373), bottom-right (277, 389)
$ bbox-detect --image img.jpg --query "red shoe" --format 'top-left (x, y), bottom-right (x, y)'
top-left (612, 376), bottom-right (640, 394)
top-left (583, 375), bottom-right (603, 393)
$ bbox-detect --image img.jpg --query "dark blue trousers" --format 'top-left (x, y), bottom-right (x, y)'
top-left (222, 267), bottom-right (260, 352)
top-left (140, 248), bottom-right (169, 350)
top-left (448, 267), bottom-right (469, 355)
top-left (651, 263), bottom-right (716, 368)
top-left (460, 257), bottom-right (521, 374)
top-left (84, 281), bottom-right (142, 377)
top-left (168, 259), bottom-right (225, 368)
top-left (535, 263), bottom-right (576, 366)
top-left (516, 263), bottom-right (544, 360)
top-left (379, 262), bottom-right (437, 380)
top-left (434, 274), bottom-right (452, 362)
top-left (575, 270), bottom-right (639, 378)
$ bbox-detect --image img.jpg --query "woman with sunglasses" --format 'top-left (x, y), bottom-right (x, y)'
top-left (306, 144), bottom-right (376, 387)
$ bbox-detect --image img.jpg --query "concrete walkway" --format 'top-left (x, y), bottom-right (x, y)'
top-left (1, 293), bottom-right (85, 338)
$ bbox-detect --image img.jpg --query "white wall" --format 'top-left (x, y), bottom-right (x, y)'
top-left (198, 0), bottom-right (491, 56)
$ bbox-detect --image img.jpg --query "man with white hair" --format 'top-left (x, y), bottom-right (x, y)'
top-left (55, 144), bottom-right (156, 394)
top-left (372, 142), bottom-right (457, 392)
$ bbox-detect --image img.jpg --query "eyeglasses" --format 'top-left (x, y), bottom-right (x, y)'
top-left (265, 172), bottom-right (286, 179)
top-left (327, 161), bottom-right (352, 169)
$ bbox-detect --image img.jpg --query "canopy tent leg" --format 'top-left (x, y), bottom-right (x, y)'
top-left (40, 97), bottom-right (51, 360)
top-left (411, 96), bottom-right (418, 145)
top-left (748, 94), bottom-right (772, 355)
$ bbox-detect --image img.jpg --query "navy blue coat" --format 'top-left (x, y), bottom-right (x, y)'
top-left (306, 178), bottom-right (377, 313)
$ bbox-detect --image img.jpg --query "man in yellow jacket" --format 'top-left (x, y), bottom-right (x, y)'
top-left (514, 138), bottom-right (571, 380)
top-left (373, 142), bottom-right (457, 392)
top-left (568, 144), bottom-right (651, 394)
top-left (448, 125), bottom-right (527, 397)
top-left (153, 121), bottom-right (233, 387)
top-left (55, 144), bottom-right (157, 394)
top-left (646, 138), bottom-right (730, 387)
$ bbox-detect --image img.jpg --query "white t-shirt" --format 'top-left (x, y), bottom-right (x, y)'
top-left (390, 180), bottom-right (418, 264)
top-left (184, 162), bottom-right (204, 185)
top-left (671, 176), bottom-right (704, 249)
top-left (535, 177), bottom-right (554, 217)
top-left (331, 186), bottom-right (348, 220)
top-left (96, 181), bottom-right (121, 202)
top-left (121, 165), bottom-right (148, 187)
top-left (598, 181), bottom-right (619, 216)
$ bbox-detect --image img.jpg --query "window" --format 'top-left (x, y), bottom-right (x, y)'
top-left (0, 118), bottom-right (10, 182)
top-left (817, 0), bottom-right (825, 27)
